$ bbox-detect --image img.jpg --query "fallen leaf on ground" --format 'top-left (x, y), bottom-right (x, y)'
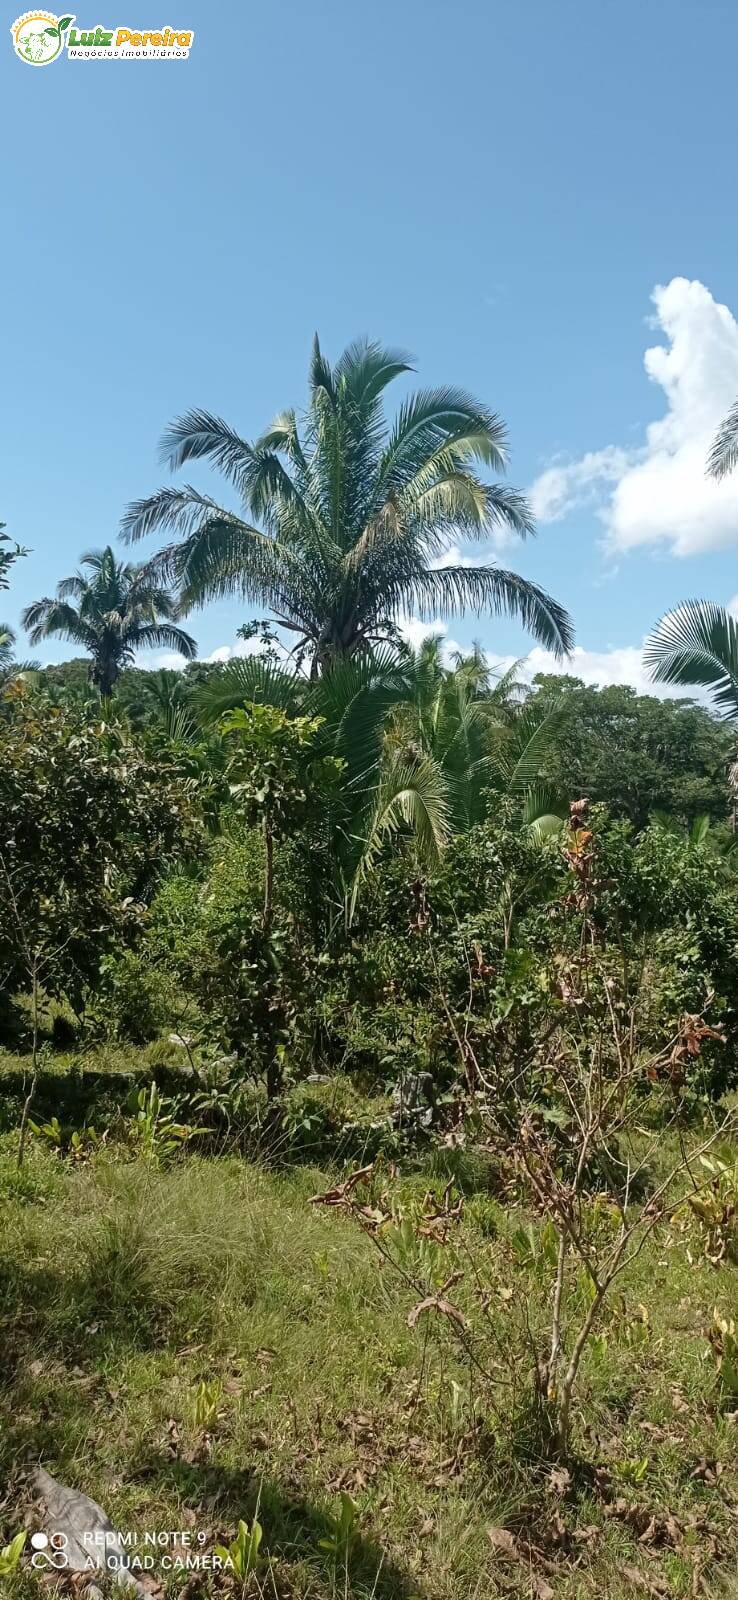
top-left (487, 1526), bottom-right (518, 1557)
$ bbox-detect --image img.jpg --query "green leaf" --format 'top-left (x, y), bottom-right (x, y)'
top-left (0, 1532), bottom-right (26, 1576)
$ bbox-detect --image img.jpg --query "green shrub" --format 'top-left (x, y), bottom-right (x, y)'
top-left (87, 950), bottom-right (177, 1044)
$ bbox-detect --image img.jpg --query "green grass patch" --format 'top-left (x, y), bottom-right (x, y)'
top-left (1, 1103), bottom-right (737, 1596)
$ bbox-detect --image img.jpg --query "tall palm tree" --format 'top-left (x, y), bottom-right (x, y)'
top-left (22, 546), bottom-right (197, 697)
top-left (122, 337), bottom-right (573, 674)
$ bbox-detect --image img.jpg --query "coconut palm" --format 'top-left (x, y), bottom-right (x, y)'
top-left (22, 547), bottom-right (197, 698)
top-left (122, 336), bottom-right (573, 674)
top-left (708, 402), bottom-right (738, 479)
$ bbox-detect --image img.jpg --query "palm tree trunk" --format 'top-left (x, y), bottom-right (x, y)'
top-left (92, 655), bottom-right (118, 700)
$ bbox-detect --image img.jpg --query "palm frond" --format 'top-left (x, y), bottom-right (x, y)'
top-left (131, 623), bottom-right (198, 659)
top-left (196, 658), bottom-right (304, 722)
top-left (57, 572), bottom-right (91, 600)
top-left (708, 400), bottom-right (738, 480)
top-left (310, 650), bottom-right (409, 779)
top-left (334, 338), bottom-right (414, 407)
top-left (380, 388), bottom-right (509, 492)
top-left (22, 598), bottom-right (96, 651)
top-left (350, 753), bottom-right (451, 915)
top-left (410, 566), bottom-right (573, 657)
top-left (644, 600), bottom-right (738, 719)
top-left (158, 409), bottom-right (256, 486)
top-left (522, 781), bottom-right (567, 837)
top-left (122, 486), bottom-right (242, 544)
top-left (491, 699), bottom-right (566, 794)
top-left (309, 333), bottom-right (336, 404)
top-left (254, 409), bottom-right (307, 471)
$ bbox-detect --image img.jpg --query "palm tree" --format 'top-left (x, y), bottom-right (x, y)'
top-left (708, 403), bottom-right (738, 479)
top-left (122, 337), bottom-right (573, 674)
top-left (379, 637), bottom-right (515, 830)
top-left (22, 547), bottom-right (197, 697)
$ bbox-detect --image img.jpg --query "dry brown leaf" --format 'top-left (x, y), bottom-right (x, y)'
top-left (690, 1456), bottom-right (722, 1483)
top-left (487, 1526), bottom-right (518, 1557)
top-left (617, 1566), bottom-right (670, 1598)
top-left (408, 1295), bottom-right (467, 1331)
top-left (309, 1164), bottom-right (374, 1207)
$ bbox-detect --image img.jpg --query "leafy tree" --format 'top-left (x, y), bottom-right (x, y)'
top-left (530, 674), bottom-right (731, 830)
top-left (122, 336), bottom-right (572, 673)
top-left (0, 687), bottom-right (205, 1017)
top-left (22, 545), bottom-right (197, 697)
top-left (222, 702), bottom-right (344, 932)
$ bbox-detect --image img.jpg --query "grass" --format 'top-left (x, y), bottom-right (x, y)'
top-left (1, 1071), bottom-right (738, 1597)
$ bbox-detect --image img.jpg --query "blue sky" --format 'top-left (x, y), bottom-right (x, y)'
top-left (4, 0), bottom-right (738, 688)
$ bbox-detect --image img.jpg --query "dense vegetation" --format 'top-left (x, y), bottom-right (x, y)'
top-left (4, 346), bottom-right (738, 1597)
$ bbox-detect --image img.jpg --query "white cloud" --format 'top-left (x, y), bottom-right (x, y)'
top-left (488, 642), bottom-right (711, 701)
top-left (530, 447), bottom-right (634, 523)
top-left (204, 634), bottom-right (268, 665)
top-left (398, 615), bottom-right (445, 651)
top-left (397, 615), bottom-right (463, 662)
top-left (530, 277), bottom-right (738, 556)
top-left (394, 616), bottom-right (706, 699)
top-left (133, 649), bottom-right (188, 671)
top-left (432, 543), bottom-right (476, 569)
top-left (135, 632), bottom-right (267, 671)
